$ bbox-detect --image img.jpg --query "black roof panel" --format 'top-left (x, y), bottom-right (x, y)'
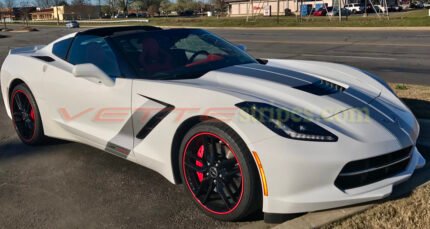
top-left (79, 26), bottom-right (162, 37)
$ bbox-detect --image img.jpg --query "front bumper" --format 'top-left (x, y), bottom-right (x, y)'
top-left (251, 137), bottom-right (425, 214)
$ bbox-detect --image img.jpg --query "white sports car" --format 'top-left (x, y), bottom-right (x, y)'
top-left (0, 26), bottom-right (426, 222)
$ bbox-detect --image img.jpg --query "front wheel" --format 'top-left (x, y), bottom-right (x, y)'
top-left (10, 84), bottom-right (47, 145)
top-left (179, 121), bottom-right (262, 221)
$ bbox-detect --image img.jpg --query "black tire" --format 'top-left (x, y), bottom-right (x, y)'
top-left (179, 121), bottom-right (262, 221)
top-left (10, 84), bottom-right (47, 145)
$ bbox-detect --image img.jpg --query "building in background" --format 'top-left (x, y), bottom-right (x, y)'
top-left (0, 8), bottom-right (16, 22)
top-left (30, 8), bottom-right (54, 20)
top-left (225, 0), bottom-right (334, 16)
top-left (1, 7), bottom-right (38, 21)
top-left (31, 5), bottom-right (100, 21)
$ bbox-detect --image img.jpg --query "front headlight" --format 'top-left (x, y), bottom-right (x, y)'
top-left (236, 102), bottom-right (338, 142)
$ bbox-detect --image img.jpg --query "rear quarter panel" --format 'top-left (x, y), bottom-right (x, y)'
top-left (1, 54), bottom-right (47, 120)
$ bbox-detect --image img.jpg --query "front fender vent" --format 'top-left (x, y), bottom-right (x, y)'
top-left (32, 56), bottom-right (55, 62)
top-left (294, 80), bottom-right (345, 96)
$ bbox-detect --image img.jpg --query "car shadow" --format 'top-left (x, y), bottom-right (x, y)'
top-left (0, 137), bottom-right (73, 160)
top-left (402, 98), bottom-right (430, 120)
top-left (387, 144), bottom-right (430, 199)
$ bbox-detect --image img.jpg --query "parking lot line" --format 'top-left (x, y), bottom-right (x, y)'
top-left (230, 39), bottom-right (430, 48)
top-left (301, 54), bottom-right (397, 61)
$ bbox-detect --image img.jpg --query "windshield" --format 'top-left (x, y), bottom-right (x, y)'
top-left (111, 29), bottom-right (257, 80)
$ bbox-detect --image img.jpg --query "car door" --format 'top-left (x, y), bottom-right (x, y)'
top-left (42, 34), bottom-right (134, 158)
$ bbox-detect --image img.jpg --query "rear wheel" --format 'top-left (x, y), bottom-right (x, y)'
top-left (10, 84), bottom-right (46, 145)
top-left (179, 121), bottom-right (262, 221)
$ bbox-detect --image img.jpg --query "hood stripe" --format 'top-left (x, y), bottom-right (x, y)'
top-left (236, 64), bottom-right (313, 84)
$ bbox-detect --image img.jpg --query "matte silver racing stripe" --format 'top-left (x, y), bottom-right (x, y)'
top-left (104, 95), bottom-right (174, 158)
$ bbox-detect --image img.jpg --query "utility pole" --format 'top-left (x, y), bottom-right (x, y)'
top-left (338, 0), bottom-right (341, 22)
top-left (277, 0), bottom-right (280, 23)
top-left (56, 6), bottom-right (60, 25)
top-left (364, 0), bottom-right (368, 17)
top-left (299, 0), bottom-right (303, 22)
top-left (251, 0), bottom-right (253, 17)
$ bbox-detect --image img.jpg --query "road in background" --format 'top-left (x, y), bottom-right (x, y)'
top-left (0, 26), bottom-right (429, 228)
top-left (212, 29), bottom-right (430, 86)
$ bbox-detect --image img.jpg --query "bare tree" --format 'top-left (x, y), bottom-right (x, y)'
top-left (3, 0), bottom-right (15, 29)
top-left (20, 0), bottom-right (33, 27)
top-left (52, 0), bottom-right (62, 25)
top-left (0, 1), bottom-right (5, 29)
top-left (71, 0), bottom-right (88, 5)
top-left (5, 0), bottom-right (15, 10)
top-left (106, 0), bottom-right (123, 17)
top-left (34, 0), bottom-right (52, 8)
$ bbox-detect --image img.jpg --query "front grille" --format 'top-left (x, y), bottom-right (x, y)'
top-left (335, 146), bottom-right (413, 190)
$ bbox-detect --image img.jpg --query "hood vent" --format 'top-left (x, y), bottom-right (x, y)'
top-left (294, 80), bottom-right (345, 96)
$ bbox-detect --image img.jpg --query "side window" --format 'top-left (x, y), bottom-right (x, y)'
top-left (173, 34), bottom-right (229, 62)
top-left (174, 34), bottom-right (226, 54)
top-left (68, 35), bottom-right (121, 78)
top-left (52, 38), bottom-right (73, 60)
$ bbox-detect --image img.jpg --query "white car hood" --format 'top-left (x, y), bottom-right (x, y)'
top-left (198, 60), bottom-right (384, 119)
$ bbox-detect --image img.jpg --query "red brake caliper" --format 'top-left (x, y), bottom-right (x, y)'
top-left (30, 109), bottom-right (35, 121)
top-left (196, 145), bottom-right (205, 182)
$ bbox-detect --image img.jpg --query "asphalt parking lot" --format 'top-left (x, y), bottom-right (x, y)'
top-left (0, 26), bottom-right (429, 228)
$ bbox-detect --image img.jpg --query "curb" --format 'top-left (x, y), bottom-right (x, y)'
top-left (159, 26), bottom-right (430, 31)
top-left (273, 204), bottom-right (373, 229)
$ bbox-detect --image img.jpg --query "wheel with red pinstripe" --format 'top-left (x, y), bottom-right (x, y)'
top-left (10, 84), bottom-right (46, 145)
top-left (179, 121), bottom-right (262, 221)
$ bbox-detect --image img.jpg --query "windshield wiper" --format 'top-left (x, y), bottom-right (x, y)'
top-left (151, 71), bottom-right (208, 80)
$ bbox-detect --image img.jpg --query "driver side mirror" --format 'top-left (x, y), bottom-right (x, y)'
top-left (236, 44), bottom-right (247, 52)
top-left (72, 64), bottom-right (115, 87)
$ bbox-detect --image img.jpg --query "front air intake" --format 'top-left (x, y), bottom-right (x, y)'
top-left (294, 80), bottom-right (345, 96)
top-left (334, 146), bottom-right (412, 190)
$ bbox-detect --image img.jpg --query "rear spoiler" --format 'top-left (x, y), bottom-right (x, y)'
top-left (9, 45), bottom-right (46, 55)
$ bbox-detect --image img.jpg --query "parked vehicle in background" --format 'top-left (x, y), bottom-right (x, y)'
top-left (114, 14), bottom-right (126, 18)
top-left (313, 8), bottom-right (328, 16)
top-left (329, 7), bottom-right (350, 16)
top-left (326, 6), bottom-right (334, 16)
top-left (374, 5), bottom-right (387, 13)
top-left (137, 13), bottom-right (148, 17)
top-left (423, 2), bottom-right (430, 8)
top-left (65, 20), bottom-right (79, 28)
top-left (388, 4), bottom-right (403, 11)
top-left (364, 5), bottom-right (382, 13)
top-left (410, 1), bottom-right (424, 8)
top-left (345, 3), bottom-right (363, 13)
top-left (127, 13), bottom-right (137, 18)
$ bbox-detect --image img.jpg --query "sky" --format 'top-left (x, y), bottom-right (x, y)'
top-left (2, 0), bottom-right (180, 7)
